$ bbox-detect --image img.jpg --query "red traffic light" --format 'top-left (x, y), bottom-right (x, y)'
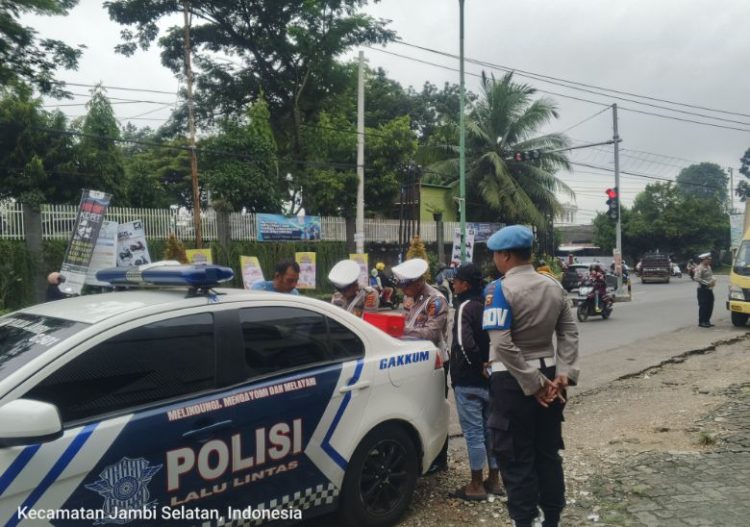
top-left (605, 188), bottom-right (618, 199)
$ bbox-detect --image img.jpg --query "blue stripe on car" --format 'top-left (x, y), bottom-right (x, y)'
top-left (0, 445), bottom-right (41, 497)
top-left (321, 359), bottom-right (364, 470)
top-left (5, 423), bottom-right (97, 527)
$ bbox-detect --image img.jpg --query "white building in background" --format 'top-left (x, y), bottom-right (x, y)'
top-left (555, 202), bottom-right (578, 226)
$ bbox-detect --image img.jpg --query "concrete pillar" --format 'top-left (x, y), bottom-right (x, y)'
top-left (22, 204), bottom-right (46, 304)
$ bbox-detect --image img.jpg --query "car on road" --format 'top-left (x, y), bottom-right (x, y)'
top-left (562, 264), bottom-right (590, 291)
top-left (0, 264), bottom-right (449, 526)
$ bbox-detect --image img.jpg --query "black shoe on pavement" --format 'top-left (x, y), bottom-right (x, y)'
top-left (699, 323), bottom-right (711, 328)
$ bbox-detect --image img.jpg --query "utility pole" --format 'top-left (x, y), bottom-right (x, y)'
top-left (728, 167), bottom-right (734, 214)
top-left (458, 0), bottom-right (467, 262)
top-left (182, 1), bottom-right (201, 248)
top-left (612, 104), bottom-right (623, 295)
top-left (355, 51), bottom-right (365, 255)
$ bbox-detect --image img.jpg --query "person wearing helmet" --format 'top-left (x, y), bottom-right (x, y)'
top-left (373, 263), bottom-right (395, 306)
top-left (328, 260), bottom-right (379, 317)
top-left (588, 263), bottom-right (607, 311)
top-left (483, 225), bottom-right (579, 527)
top-left (392, 257), bottom-right (449, 472)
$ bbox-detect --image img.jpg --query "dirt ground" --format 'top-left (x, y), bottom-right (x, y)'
top-left (398, 336), bottom-right (750, 526)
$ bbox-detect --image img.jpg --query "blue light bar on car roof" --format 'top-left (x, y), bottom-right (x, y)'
top-left (96, 261), bottom-right (234, 287)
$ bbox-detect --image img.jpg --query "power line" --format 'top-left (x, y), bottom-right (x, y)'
top-left (61, 82), bottom-right (178, 96)
top-left (558, 107), bottom-right (610, 134)
top-left (393, 40), bottom-right (750, 119)
top-left (367, 46), bottom-right (750, 133)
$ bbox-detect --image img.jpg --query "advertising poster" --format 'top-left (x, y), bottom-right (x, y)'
top-left (117, 220), bottom-right (151, 267)
top-left (468, 222), bottom-right (502, 243)
top-left (450, 227), bottom-right (476, 266)
top-left (85, 220), bottom-right (118, 286)
top-left (349, 253), bottom-right (369, 288)
top-left (185, 248), bottom-right (213, 264)
top-left (59, 189), bottom-right (112, 295)
top-left (257, 213), bottom-right (321, 241)
top-left (240, 256), bottom-right (265, 289)
top-left (295, 252), bottom-right (317, 289)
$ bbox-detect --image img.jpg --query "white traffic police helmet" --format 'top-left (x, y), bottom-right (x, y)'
top-left (391, 258), bottom-right (429, 286)
top-left (328, 259), bottom-right (362, 289)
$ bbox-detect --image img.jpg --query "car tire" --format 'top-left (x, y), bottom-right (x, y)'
top-left (338, 424), bottom-right (418, 527)
top-left (731, 312), bottom-right (749, 327)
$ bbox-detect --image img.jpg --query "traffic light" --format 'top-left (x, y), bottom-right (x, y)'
top-left (606, 187), bottom-right (619, 220)
top-left (513, 149), bottom-right (542, 162)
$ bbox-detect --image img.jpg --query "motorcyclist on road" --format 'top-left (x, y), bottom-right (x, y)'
top-left (589, 263), bottom-right (608, 311)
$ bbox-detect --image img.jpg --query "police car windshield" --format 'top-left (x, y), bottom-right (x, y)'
top-left (0, 313), bottom-right (89, 383)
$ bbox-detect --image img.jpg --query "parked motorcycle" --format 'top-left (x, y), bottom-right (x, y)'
top-left (576, 278), bottom-right (613, 322)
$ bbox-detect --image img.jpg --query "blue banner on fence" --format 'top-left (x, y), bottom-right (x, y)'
top-left (467, 222), bottom-right (503, 243)
top-left (257, 213), bottom-right (321, 241)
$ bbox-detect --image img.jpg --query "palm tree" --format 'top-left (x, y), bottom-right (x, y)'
top-left (430, 72), bottom-right (574, 228)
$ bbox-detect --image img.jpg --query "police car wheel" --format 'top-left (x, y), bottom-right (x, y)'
top-left (339, 424), bottom-right (418, 527)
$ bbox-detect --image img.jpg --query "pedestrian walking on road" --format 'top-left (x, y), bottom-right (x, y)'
top-left (483, 225), bottom-right (580, 527)
top-left (695, 252), bottom-right (716, 327)
top-left (448, 263), bottom-right (503, 501)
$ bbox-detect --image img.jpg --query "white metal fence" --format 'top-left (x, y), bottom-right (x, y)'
top-left (2, 203), bottom-right (463, 243)
top-left (0, 202), bottom-right (24, 240)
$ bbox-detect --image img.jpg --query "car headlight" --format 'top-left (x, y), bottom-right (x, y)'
top-left (729, 285), bottom-right (745, 300)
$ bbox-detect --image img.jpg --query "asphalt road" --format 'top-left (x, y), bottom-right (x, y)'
top-left (575, 274), bottom-right (730, 356)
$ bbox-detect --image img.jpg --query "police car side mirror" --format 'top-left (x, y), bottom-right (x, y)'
top-left (0, 399), bottom-right (64, 447)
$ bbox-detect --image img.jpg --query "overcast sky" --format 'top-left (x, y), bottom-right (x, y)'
top-left (25, 0), bottom-right (750, 223)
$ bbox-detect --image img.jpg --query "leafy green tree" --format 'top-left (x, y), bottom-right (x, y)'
top-left (620, 182), bottom-right (728, 261)
top-left (0, 0), bottom-right (83, 96)
top-left (74, 86), bottom-right (126, 203)
top-left (430, 72), bottom-right (573, 227)
top-left (120, 123), bottom-right (193, 208)
top-left (201, 97), bottom-right (283, 212)
top-left (737, 147), bottom-right (750, 202)
top-left (106, 0), bottom-right (394, 166)
top-left (301, 111), bottom-right (416, 217)
top-left (0, 85), bottom-right (77, 205)
top-left (675, 162), bottom-right (728, 209)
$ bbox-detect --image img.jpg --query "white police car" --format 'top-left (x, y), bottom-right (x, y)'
top-left (0, 264), bottom-right (448, 526)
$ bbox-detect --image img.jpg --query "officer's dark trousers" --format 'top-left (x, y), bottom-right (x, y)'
top-left (489, 368), bottom-right (565, 527)
top-left (697, 287), bottom-right (714, 325)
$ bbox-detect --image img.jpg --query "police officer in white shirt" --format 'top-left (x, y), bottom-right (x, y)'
top-left (483, 225), bottom-right (579, 527)
top-left (328, 260), bottom-right (379, 317)
top-left (695, 252), bottom-right (716, 327)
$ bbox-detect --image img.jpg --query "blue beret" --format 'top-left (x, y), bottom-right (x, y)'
top-left (487, 225), bottom-right (534, 251)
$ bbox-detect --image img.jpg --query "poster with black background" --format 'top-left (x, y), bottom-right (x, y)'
top-left (59, 189), bottom-right (112, 295)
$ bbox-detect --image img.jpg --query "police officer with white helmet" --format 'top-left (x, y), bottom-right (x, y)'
top-left (391, 258), bottom-right (449, 354)
top-left (328, 259), bottom-right (379, 317)
top-left (483, 225), bottom-right (579, 527)
top-left (392, 257), bottom-right (450, 472)
top-left (695, 252), bottom-right (716, 327)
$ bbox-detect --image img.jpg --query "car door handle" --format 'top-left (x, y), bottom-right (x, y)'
top-left (182, 419), bottom-right (233, 440)
top-left (339, 381), bottom-right (371, 394)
